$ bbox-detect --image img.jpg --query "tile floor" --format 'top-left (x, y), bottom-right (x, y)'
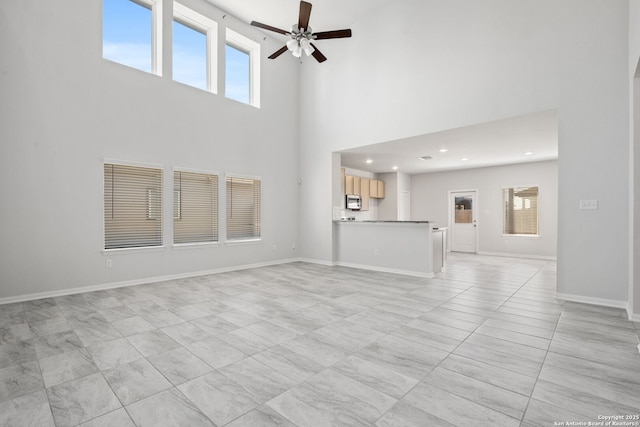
top-left (1, 253), bottom-right (639, 426)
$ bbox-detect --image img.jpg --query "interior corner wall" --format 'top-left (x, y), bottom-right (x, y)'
top-left (299, 0), bottom-right (629, 303)
top-left (0, 0), bottom-right (300, 300)
top-left (411, 161), bottom-right (558, 258)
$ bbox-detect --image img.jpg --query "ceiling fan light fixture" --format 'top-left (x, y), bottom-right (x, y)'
top-left (251, 1), bottom-right (352, 63)
top-left (286, 39), bottom-right (298, 51)
top-left (299, 38), bottom-right (314, 56)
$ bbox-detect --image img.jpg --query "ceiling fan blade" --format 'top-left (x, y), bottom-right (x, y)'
top-left (313, 29), bottom-right (352, 40)
top-left (310, 43), bottom-right (327, 63)
top-left (268, 45), bottom-right (289, 59)
top-left (250, 21), bottom-right (289, 35)
top-left (298, 1), bottom-right (312, 31)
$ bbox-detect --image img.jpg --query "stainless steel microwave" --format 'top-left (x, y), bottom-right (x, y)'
top-left (346, 194), bottom-right (361, 210)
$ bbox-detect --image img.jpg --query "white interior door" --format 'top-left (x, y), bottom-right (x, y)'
top-left (451, 191), bottom-right (477, 253)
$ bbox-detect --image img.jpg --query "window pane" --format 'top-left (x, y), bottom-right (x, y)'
top-left (503, 187), bottom-right (539, 235)
top-left (174, 171), bottom-right (218, 244)
top-left (226, 177), bottom-right (260, 240)
top-left (104, 164), bottom-right (163, 249)
top-left (225, 44), bottom-right (250, 104)
top-left (454, 196), bottom-right (473, 224)
top-left (103, 0), bottom-right (153, 73)
top-left (173, 19), bottom-right (207, 90)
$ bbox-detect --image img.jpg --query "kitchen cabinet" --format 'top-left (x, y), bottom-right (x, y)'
top-left (345, 175), bottom-right (354, 194)
top-left (377, 180), bottom-right (385, 198)
top-left (361, 178), bottom-right (370, 210)
top-left (344, 175), bottom-right (384, 200)
top-left (354, 177), bottom-right (361, 195)
top-left (370, 180), bottom-right (378, 198)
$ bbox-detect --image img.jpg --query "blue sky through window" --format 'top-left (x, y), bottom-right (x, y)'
top-left (103, 0), bottom-right (251, 99)
top-left (103, 0), bottom-right (152, 73)
top-left (226, 45), bottom-right (250, 104)
top-left (173, 20), bottom-right (207, 90)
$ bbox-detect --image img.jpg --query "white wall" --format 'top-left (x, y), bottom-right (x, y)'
top-left (376, 172), bottom-right (411, 221)
top-left (0, 0), bottom-right (300, 299)
top-left (397, 172), bottom-right (411, 221)
top-left (299, 0), bottom-right (629, 304)
top-left (377, 173), bottom-right (398, 220)
top-left (629, 0), bottom-right (640, 318)
top-left (411, 161), bottom-right (558, 258)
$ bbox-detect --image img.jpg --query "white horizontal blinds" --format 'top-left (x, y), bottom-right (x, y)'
top-left (503, 186), bottom-right (539, 235)
top-left (226, 176), bottom-right (261, 240)
top-left (104, 163), bottom-right (163, 249)
top-left (173, 171), bottom-right (218, 244)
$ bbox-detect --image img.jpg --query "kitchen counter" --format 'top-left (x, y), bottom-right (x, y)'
top-left (334, 220), bottom-right (431, 224)
top-left (333, 221), bottom-right (439, 277)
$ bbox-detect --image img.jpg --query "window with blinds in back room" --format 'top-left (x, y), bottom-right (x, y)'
top-left (173, 170), bottom-right (218, 244)
top-left (503, 186), bottom-right (539, 236)
top-left (226, 176), bottom-right (261, 241)
top-left (104, 163), bottom-right (163, 249)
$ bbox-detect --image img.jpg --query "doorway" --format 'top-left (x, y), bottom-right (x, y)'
top-left (450, 190), bottom-right (477, 253)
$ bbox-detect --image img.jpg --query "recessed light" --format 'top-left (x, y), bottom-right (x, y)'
top-left (461, 157), bottom-right (468, 161)
top-left (439, 148), bottom-right (448, 153)
top-left (524, 151), bottom-right (533, 156)
top-left (419, 156), bottom-right (433, 160)
top-left (365, 159), bottom-right (373, 164)
top-left (392, 166), bottom-right (398, 170)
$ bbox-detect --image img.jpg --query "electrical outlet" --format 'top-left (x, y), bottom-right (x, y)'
top-left (374, 248), bottom-right (380, 256)
top-left (579, 200), bottom-right (598, 210)
top-left (105, 259), bottom-right (112, 268)
top-left (292, 244), bottom-right (296, 250)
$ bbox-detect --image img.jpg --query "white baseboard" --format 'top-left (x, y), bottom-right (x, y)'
top-left (0, 258), bottom-right (301, 306)
top-left (555, 292), bottom-right (628, 310)
top-left (333, 261), bottom-right (433, 278)
top-left (478, 251), bottom-right (557, 261)
top-left (296, 258), bottom-right (335, 267)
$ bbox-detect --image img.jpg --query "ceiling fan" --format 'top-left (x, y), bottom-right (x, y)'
top-left (250, 1), bottom-right (352, 63)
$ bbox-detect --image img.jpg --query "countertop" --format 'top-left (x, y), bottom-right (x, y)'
top-left (334, 220), bottom-right (431, 224)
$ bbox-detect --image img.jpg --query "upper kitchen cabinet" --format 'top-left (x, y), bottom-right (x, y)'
top-left (344, 174), bottom-right (384, 199)
top-left (361, 178), bottom-right (370, 210)
top-left (354, 177), bottom-right (361, 195)
top-left (377, 180), bottom-right (385, 198)
top-left (370, 179), bottom-right (378, 198)
top-left (345, 175), bottom-right (354, 194)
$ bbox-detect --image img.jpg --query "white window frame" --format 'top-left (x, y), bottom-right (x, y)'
top-left (502, 185), bottom-right (541, 238)
top-left (225, 28), bottom-right (261, 107)
top-left (172, 167), bottom-right (220, 247)
top-left (173, 2), bottom-right (218, 93)
top-left (102, 0), bottom-right (163, 75)
top-left (225, 173), bottom-right (262, 244)
top-left (103, 159), bottom-right (166, 253)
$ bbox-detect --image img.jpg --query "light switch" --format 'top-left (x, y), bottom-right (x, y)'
top-left (579, 200), bottom-right (598, 210)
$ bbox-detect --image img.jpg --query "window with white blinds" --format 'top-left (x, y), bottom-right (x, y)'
top-left (104, 163), bottom-right (163, 249)
top-left (503, 186), bottom-right (539, 235)
top-left (226, 176), bottom-right (261, 241)
top-left (174, 170), bottom-right (218, 244)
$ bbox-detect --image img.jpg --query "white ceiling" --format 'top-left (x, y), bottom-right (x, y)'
top-left (204, 1), bottom-right (558, 176)
top-left (204, 0), bottom-right (395, 38)
top-left (339, 110), bottom-right (558, 174)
